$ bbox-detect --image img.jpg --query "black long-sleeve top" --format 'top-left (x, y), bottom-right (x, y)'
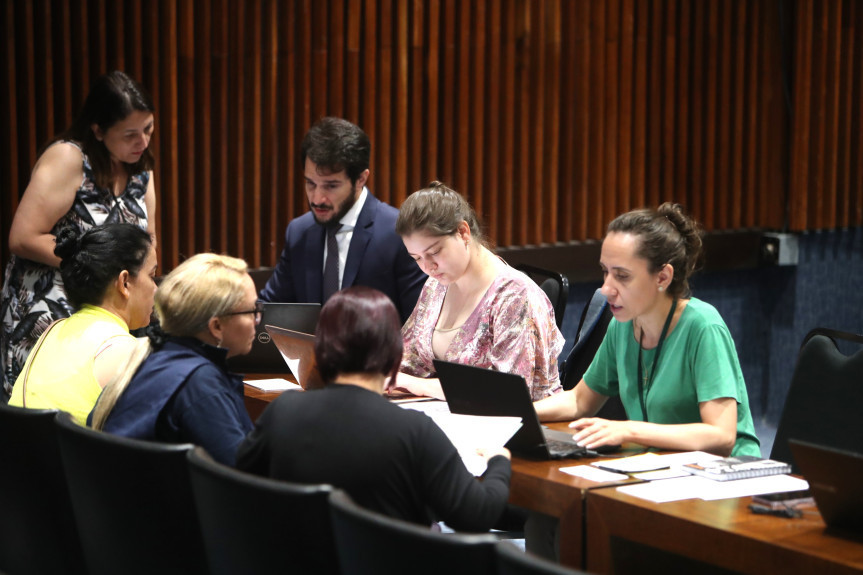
top-left (236, 384), bottom-right (511, 532)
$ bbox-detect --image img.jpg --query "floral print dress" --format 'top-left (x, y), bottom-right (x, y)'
top-left (0, 141), bottom-right (150, 400)
top-left (400, 264), bottom-right (565, 401)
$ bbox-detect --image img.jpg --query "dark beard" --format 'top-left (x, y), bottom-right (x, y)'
top-left (311, 186), bottom-right (359, 226)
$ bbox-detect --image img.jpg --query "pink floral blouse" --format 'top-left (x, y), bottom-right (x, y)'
top-left (400, 265), bottom-right (564, 400)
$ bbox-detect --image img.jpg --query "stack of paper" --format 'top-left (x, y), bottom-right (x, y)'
top-left (617, 474), bottom-right (809, 503)
top-left (244, 378), bottom-right (302, 392)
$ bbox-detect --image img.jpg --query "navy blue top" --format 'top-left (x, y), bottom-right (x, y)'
top-left (99, 337), bottom-right (253, 466)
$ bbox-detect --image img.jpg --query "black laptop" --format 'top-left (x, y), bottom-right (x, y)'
top-left (790, 439), bottom-right (863, 535)
top-left (227, 303), bottom-right (321, 373)
top-left (433, 359), bottom-right (587, 460)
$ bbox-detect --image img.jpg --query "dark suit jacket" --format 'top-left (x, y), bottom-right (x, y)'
top-left (259, 192), bottom-right (426, 323)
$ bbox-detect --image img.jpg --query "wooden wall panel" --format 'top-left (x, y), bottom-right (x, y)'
top-left (789, 0), bottom-right (863, 230)
top-left (0, 0), bottom-right (859, 274)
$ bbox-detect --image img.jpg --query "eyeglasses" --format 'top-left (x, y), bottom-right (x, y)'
top-left (222, 301), bottom-right (264, 325)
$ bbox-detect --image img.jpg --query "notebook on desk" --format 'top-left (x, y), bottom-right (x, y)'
top-left (264, 325), bottom-right (325, 390)
top-left (790, 439), bottom-right (863, 535)
top-left (433, 359), bottom-right (587, 460)
top-left (227, 303), bottom-right (320, 373)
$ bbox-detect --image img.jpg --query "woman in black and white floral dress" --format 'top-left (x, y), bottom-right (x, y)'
top-left (0, 71), bottom-right (157, 400)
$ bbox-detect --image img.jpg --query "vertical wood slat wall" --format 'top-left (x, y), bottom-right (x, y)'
top-left (789, 0), bottom-right (863, 230)
top-left (0, 0), bottom-right (860, 273)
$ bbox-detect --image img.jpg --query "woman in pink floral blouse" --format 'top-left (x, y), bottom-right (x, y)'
top-left (394, 181), bottom-right (564, 401)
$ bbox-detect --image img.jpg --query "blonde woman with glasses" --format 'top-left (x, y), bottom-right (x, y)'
top-left (91, 253), bottom-right (258, 466)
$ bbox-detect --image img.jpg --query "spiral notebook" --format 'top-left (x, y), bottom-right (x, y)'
top-left (682, 455), bottom-right (792, 481)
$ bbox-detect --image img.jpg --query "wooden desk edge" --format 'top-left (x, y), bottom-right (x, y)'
top-left (585, 487), bottom-right (863, 575)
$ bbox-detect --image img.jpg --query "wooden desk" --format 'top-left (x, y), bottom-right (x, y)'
top-left (243, 379), bottom-right (415, 421)
top-left (508, 435), bottom-right (643, 569)
top-left (243, 375), bottom-right (296, 421)
top-left (243, 384), bottom-right (283, 421)
top-left (586, 487), bottom-right (863, 574)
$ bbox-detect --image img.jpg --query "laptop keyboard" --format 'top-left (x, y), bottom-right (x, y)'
top-left (546, 438), bottom-right (587, 458)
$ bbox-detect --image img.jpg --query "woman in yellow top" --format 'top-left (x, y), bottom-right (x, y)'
top-left (9, 223), bottom-right (157, 424)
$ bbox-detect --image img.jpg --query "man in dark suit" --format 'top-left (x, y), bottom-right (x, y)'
top-left (260, 117), bottom-right (426, 323)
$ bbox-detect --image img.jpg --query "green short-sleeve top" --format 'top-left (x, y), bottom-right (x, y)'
top-left (583, 297), bottom-right (760, 457)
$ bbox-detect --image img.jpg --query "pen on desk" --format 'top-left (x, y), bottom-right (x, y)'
top-left (591, 464), bottom-right (668, 474)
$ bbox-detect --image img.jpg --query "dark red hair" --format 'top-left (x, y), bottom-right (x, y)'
top-left (314, 287), bottom-right (403, 384)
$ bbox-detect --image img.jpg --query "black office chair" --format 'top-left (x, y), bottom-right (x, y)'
top-left (0, 404), bottom-right (86, 575)
top-left (187, 447), bottom-right (339, 575)
top-left (560, 288), bottom-right (610, 391)
top-left (770, 328), bottom-right (863, 473)
top-left (55, 413), bottom-right (207, 575)
top-left (248, 266), bottom-right (275, 294)
top-left (515, 264), bottom-right (569, 330)
top-left (496, 541), bottom-right (589, 574)
top-left (559, 289), bottom-right (625, 420)
top-left (328, 490), bottom-right (499, 575)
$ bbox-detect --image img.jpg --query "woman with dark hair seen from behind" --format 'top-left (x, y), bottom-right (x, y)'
top-left (535, 203), bottom-right (760, 457)
top-left (0, 70), bottom-right (156, 401)
top-left (395, 181), bottom-right (564, 401)
top-left (93, 254), bottom-right (256, 466)
top-left (237, 286), bottom-right (512, 531)
top-left (8, 224), bottom-right (157, 425)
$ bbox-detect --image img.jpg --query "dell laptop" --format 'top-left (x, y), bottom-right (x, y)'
top-left (227, 302), bottom-right (320, 373)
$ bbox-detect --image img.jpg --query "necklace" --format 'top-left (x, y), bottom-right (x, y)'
top-left (640, 350), bottom-right (651, 389)
top-left (636, 298), bottom-right (678, 421)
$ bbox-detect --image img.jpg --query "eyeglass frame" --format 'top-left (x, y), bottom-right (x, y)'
top-left (221, 300), bottom-right (264, 325)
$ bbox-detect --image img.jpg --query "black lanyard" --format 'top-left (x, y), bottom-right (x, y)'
top-left (636, 298), bottom-right (678, 421)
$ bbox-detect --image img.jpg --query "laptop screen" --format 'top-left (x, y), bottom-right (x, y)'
top-left (790, 439), bottom-right (863, 534)
top-left (227, 303), bottom-right (321, 373)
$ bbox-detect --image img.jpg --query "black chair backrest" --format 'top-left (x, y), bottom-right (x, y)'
top-left (328, 490), bottom-right (498, 575)
top-left (770, 328), bottom-right (863, 473)
top-left (515, 264), bottom-right (569, 330)
top-left (560, 288), bottom-right (611, 391)
top-left (559, 289), bottom-right (625, 420)
top-left (496, 541), bottom-right (588, 574)
top-left (187, 447), bottom-right (338, 575)
top-left (248, 266), bottom-right (274, 293)
top-left (54, 412), bottom-right (207, 575)
top-left (0, 404), bottom-right (86, 575)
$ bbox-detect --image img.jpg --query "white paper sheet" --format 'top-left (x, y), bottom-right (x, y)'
top-left (591, 451), bottom-right (720, 474)
top-left (632, 468), bottom-right (692, 481)
top-left (616, 474), bottom-right (810, 503)
top-left (244, 378), bottom-right (302, 392)
top-left (698, 474), bottom-right (810, 501)
top-left (400, 402), bottom-right (521, 476)
top-left (559, 464), bottom-right (630, 483)
top-left (400, 400), bottom-right (452, 415)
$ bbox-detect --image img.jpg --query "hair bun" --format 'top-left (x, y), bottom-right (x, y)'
top-left (428, 180), bottom-right (452, 193)
top-left (657, 201), bottom-right (703, 276)
top-left (54, 227), bottom-right (83, 261)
